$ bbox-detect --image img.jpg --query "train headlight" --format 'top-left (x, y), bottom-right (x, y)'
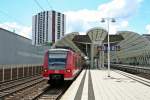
top-left (43, 67), bottom-right (48, 72)
top-left (44, 69), bottom-right (47, 72)
top-left (66, 69), bottom-right (71, 73)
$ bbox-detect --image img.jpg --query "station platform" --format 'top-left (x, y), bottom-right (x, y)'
top-left (61, 69), bottom-right (150, 100)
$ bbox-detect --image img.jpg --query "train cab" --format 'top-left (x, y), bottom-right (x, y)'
top-left (42, 48), bottom-right (83, 84)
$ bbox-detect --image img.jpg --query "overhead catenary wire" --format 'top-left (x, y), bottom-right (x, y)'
top-left (0, 20), bottom-right (14, 32)
top-left (0, 10), bottom-right (28, 33)
top-left (0, 10), bottom-right (26, 26)
top-left (46, 0), bottom-right (53, 10)
top-left (34, 0), bottom-right (45, 11)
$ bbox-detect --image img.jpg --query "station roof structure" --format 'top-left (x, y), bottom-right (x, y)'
top-left (52, 32), bottom-right (86, 56)
top-left (103, 34), bottom-right (124, 43)
top-left (53, 27), bottom-right (124, 56)
top-left (53, 27), bottom-right (150, 67)
top-left (53, 27), bottom-right (150, 57)
top-left (142, 34), bottom-right (150, 41)
top-left (115, 31), bottom-right (150, 59)
top-left (73, 35), bottom-right (91, 44)
top-left (86, 27), bottom-right (107, 43)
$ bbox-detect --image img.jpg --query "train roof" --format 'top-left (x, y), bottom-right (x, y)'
top-left (48, 48), bottom-right (70, 52)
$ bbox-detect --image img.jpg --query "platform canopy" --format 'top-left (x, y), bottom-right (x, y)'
top-left (52, 32), bottom-right (85, 56)
top-left (116, 31), bottom-right (150, 58)
top-left (86, 27), bottom-right (107, 45)
top-left (52, 27), bottom-right (150, 67)
top-left (53, 27), bottom-right (124, 57)
top-left (86, 27), bottom-right (124, 44)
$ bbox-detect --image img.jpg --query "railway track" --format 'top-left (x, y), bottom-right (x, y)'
top-left (0, 75), bottom-right (42, 92)
top-left (111, 64), bottom-right (150, 79)
top-left (33, 81), bottom-right (72, 100)
top-left (35, 69), bottom-right (84, 100)
top-left (0, 68), bottom-right (83, 100)
top-left (114, 70), bottom-right (150, 87)
top-left (0, 76), bottom-right (47, 100)
top-left (33, 70), bottom-right (84, 100)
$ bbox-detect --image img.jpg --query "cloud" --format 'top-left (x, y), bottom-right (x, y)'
top-left (0, 0), bottom-right (143, 38)
top-left (0, 22), bottom-right (32, 39)
top-left (109, 20), bottom-right (129, 34)
top-left (146, 24), bottom-right (150, 34)
top-left (121, 20), bottom-right (129, 27)
top-left (64, 0), bottom-right (142, 34)
top-left (98, 0), bottom-right (142, 18)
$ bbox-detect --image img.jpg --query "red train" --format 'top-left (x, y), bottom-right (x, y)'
top-left (42, 48), bottom-right (84, 84)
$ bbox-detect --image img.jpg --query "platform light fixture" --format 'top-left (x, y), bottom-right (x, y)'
top-left (101, 18), bottom-right (116, 77)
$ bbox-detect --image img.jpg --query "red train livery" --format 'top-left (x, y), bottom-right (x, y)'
top-left (42, 48), bottom-right (83, 84)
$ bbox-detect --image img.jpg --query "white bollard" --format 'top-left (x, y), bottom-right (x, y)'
top-left (28, 64), bottom-right (30, 76)
top-left (23, 65), bottom-right (24, 77)
top-left (17, 65), bottom-right (19, 79)
top-left (32, 65), bottom-right (33, 75)
top-left (11, 65), bottom-right (12, 80)
top-left (2, 66), bottom-right (5, 82)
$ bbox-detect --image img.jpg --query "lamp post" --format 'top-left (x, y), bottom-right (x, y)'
top-left (101, 18), bottom-right (116, 77)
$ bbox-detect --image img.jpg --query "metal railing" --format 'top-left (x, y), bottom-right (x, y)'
top-left (0, 64), bottom-right (43, 83)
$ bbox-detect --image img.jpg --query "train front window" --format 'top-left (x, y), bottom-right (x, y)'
top-left (48, 52), bottom-right (67, 70)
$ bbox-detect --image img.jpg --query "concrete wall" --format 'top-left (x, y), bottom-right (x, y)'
top-left (0, 28), bottom-right (50, 65)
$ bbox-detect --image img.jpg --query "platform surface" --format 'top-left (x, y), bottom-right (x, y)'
top-left (61, 69), bottom-right (150, 100)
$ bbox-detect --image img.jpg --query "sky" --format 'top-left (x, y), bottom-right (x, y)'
top-left (0, 0), bottom-right (150, 39)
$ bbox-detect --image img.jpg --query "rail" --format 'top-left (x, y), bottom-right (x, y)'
top-left (112, 64), bottom-right (150, 70)
top-left (0, 76), bottom-right (42, 92)
top-left (0, 76), bottom-right (46, 100)
top-left (33, 81), bottom-right (72, 100)
top-left (111, 64), bottom-right (150, 74)
top-left (114, 70), bottom-right (150, 87)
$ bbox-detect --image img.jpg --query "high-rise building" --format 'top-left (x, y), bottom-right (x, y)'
top-left (32, 10), bottom-right (66, 45)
